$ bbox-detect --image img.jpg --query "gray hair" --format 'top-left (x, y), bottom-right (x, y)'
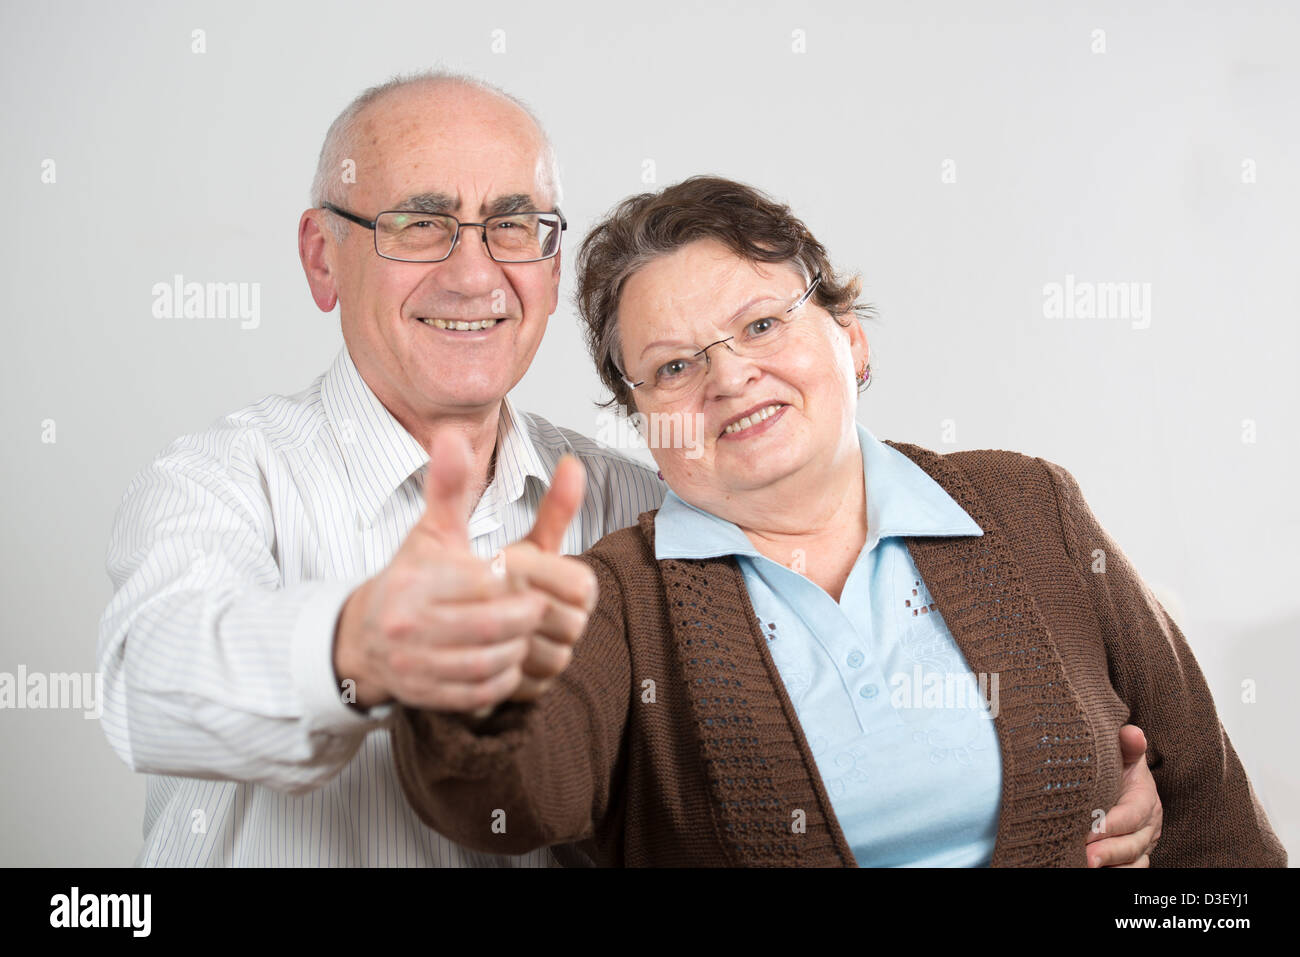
top-left (309, 69), bottom-right (564, 241)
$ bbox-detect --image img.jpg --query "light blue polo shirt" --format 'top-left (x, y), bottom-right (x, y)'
top-left (654, 423), bottom-right (1001, 866)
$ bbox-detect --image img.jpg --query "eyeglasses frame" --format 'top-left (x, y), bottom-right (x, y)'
top-left (618, 270), bottom-right (824, 392)
top-left (320, 202), bottom-right (567, 264)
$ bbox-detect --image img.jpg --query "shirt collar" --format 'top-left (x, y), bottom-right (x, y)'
top-left (321, 345), bottom-right (550, 525)
top-left (654, 421), bottom-right (983, 560)
top-left (491, 394), bottom-right (553, 508)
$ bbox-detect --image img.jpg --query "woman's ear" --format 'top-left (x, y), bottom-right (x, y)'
top-left (843, 312), bottom-right (869, 372)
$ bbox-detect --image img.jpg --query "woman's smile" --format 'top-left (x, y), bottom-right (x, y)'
top-left (718, 402), bottom-right (789, 440)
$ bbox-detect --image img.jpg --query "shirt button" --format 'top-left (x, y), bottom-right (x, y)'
top-left (355, 512), bottom-right (370, 531)
top-left (859, 683), bottom-right (879, 699)
top-left (847, 650), bottom-right (864, 668)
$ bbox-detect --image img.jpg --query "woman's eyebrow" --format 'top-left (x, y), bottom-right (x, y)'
top-left (634, 293), bottom-right (792, 359)
top-left (723, 293), bottom-right (787, 324)
top-left (637, 338), bottom-right (689, 358)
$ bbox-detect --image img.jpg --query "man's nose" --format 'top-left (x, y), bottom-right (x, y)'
top-left (434, 225), bottom-right (505, 296)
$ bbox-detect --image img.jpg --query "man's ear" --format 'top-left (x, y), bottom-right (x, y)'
top-left (299, 210), bottom-right (339, 313)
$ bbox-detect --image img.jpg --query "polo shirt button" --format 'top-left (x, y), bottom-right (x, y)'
top-left (859, 684), bottom-right (879, 699)
top-left (847, 650), bottom-right (864, 668)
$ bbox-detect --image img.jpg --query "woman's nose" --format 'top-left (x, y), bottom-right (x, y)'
top-left (702, 342), bottom-right (761, 396)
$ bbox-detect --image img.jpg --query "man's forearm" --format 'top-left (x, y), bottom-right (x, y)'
top-left (99, 575), bottom-right (380, 794)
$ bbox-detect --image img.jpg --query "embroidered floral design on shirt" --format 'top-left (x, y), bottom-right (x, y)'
top-left (760, 616), bottom-right (811, 707)
top-left (898, 574), bottom-right (962, 673)
top-left (904, 578), bottom-right (939, 617)
top-left (824, 742), bottom-right (873, 798)
top-left (912, 726), bottom-right (992, 767)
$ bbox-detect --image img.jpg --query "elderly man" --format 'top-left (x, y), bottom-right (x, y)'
top-left (98, 71), bottom-right (1160, 867)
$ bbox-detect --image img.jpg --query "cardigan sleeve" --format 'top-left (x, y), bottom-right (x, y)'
top-left (388, 553), bottom-right (631, 858)
top-left (1038, 458), bottom-right (1286, 867)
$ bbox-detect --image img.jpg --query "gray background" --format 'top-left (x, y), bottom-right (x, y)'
top-left (1, 0), bottom-right (1296, 865)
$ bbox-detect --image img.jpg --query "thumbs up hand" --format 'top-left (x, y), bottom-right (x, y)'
top-left (413, 426), bottom-right (478, 552)
top-left (333, 429), bottom-right (550, 713)
top-left (495, 454), bottom-right (599, 702)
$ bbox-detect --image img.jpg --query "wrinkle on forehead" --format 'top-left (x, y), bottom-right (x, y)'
top-left (353, 86), bottom-right (548, 210)
top-left (626, 249), bottom-right (805, 352)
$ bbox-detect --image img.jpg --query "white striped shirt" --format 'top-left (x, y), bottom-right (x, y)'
top-left (98, 345), bottom-right (664, 866)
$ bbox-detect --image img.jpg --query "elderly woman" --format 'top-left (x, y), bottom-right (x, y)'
top-left (391, 177), bottom-right (1285, 867)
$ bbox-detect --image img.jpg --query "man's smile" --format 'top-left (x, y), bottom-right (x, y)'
top-left (414, 315), bottom-right (514, 336)
top-left (417, 316), bottom-right (503, 331)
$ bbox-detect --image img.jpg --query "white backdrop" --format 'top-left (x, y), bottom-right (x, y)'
top-left (1, 0), bottom-right (1296, 865)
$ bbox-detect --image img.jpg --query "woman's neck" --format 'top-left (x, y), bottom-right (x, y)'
top-left (736, 450), bottom-right (868, 603)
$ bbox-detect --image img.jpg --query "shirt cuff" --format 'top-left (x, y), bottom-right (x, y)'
top-left (290, 576), bottom-right (394, 734)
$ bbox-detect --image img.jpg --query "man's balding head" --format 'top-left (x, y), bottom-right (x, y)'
top-left (311, 71), bottom-right (562, 240)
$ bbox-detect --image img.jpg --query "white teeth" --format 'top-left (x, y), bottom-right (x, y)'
top-left (723, 404), bottom-right (784, 435)
top-left (423, 318), bottom-right (499, 331)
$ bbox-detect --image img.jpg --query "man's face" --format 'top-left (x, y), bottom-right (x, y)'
top-left (323, 84), bottom-right (561, 425)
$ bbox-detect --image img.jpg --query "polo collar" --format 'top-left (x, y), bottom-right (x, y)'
top-left (654, 421), bottom-right (983, 561)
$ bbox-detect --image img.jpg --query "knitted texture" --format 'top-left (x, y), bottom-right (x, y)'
top-left (660, 552), bottom-right (855, 865)
top-left (390, 443), bottom-right (1287, 867)
top-left (894, 442), bottom-right (1098, 865)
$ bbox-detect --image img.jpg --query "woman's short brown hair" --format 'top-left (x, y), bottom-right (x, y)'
top-left (576, 175), bottom-right (874, 417)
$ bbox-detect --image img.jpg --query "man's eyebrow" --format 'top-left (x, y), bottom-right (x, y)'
top-left (393, 192), bottom-right (457, 213)
top-left (484, 193), bottom-right (539, 216)
top-left (389, 193), bottom-right (540, 217)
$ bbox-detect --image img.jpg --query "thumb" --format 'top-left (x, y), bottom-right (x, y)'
top-left (1118, 724), bottom-right (1148, 768)
top-left (523, 454), bottom-right (586, 553)
top-left (416, 429), bottom-right (474, 550)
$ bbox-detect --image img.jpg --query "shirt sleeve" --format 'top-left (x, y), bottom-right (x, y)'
top-left (1038, 457), bottom-right (1287, 866)
top-left (597, 457), bottom-right (664, 539)
top-left (565, 441), bottom-right (664, 546)
top-left (97, 434), bottom-right (388, 795)
top-left (389, 553), bottom-right (630, 858)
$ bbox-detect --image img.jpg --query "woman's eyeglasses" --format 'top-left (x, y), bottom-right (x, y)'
top-left (618, 271), bottom-right (823, 402)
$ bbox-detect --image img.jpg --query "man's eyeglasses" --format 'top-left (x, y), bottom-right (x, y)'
top-left (321, 203), bottom-right (566, 264)
top-left (618, 271), bottom-right (823, 402)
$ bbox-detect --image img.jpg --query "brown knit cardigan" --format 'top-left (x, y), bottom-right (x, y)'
top-left (390, 442), bottom-right (1287, 867)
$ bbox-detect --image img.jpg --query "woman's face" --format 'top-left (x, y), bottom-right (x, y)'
top-left (616, 239), bottom-right (868, 519)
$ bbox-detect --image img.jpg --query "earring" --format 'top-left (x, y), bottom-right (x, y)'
top-left (857, 362), bottom-right (872, 391)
